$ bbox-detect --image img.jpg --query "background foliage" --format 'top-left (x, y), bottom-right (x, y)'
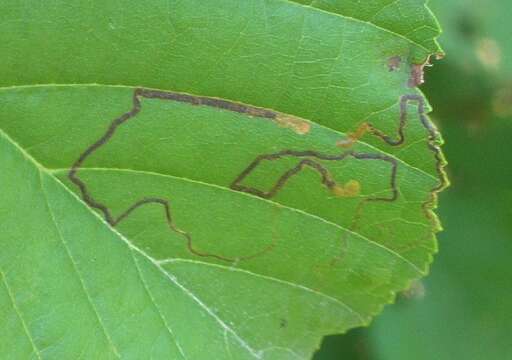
top-left (315, 0), bottom-right (512, 358)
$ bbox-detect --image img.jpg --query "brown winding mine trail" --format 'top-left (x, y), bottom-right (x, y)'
top-left (69, 88), bottom-right (445, 262)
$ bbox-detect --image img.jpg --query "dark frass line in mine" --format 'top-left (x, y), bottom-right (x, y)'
top-left (336, 94), bottom-right (448, 208)
top-left (233, 94), bottom-right (446, 223)
top-left (68, 88), bottom-right (280, 263)
top-left (230, 150), bottom-right (398, 202)
top-left (69, 88), bottom-right (445, 263)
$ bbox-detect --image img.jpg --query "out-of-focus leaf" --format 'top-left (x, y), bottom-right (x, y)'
top-left (429, 0), bottom-right (512, 74)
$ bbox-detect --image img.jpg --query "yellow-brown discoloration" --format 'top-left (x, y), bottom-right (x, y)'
top-left (337, 122), bottom-right (371, 148)
top-left (275, 114), bottom-right (311, 135)
top-left (331, 180), bottom-right (361, 197)
top-left (475, 38), bottom-right (502, 70)
top-left (408, 56), bottom-right (433, 88)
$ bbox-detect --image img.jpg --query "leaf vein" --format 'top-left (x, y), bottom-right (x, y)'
top-left (129, 249), bottom-right (188, 360)
top-left (157, 258), bottom-right (366, 323)
top-left (0, 270), bottom-right (43, 360)
top-left (38, 171), bottom-right (122, 359)
top-left (280, 0), bottom-right (433, 54)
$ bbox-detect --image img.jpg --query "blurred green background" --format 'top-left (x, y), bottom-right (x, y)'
top-left (315, 0), bottom-right (512, 359)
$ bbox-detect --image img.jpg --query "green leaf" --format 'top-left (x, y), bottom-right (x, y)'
top-left (330, 1), bottom-right (512, 358)
top-left (316, 1), bottom-right (512, 357)
top-left (0, 1), bottom-right (446, 359)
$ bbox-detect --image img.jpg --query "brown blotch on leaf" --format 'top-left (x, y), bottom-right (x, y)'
top-left (337, 122), bottom-right (371, 148)
top-left (408, 56), bottom-right (433, 88)
top-left (408, 63), bottom-right (426, 87)
top-left (331, 180), bottom-right (361, 198)
top-left (388, 56), bottom-right (402, 72)
top-left (275, 114), bottom-right (311, 135)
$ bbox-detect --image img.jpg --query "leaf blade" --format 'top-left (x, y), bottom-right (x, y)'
top-left (0, 1), bottom-right (446, 358)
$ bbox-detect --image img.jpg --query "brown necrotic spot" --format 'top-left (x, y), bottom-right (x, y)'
top-left (408, 63), bottom-right (426, 87)
top-left (275, 114), bottom-right (311, 135)
top-left (331, 180), bottom-right (361, 198)
top-left (388, 56), bottom-right (402, 72)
